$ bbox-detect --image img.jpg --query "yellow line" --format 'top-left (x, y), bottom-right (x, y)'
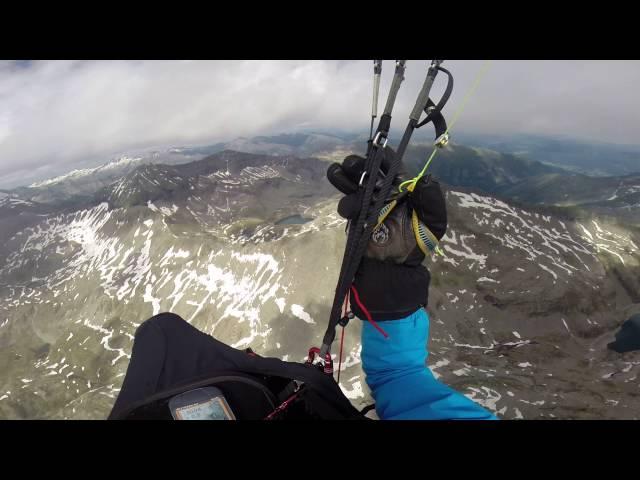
top-left (399, 60), bottom-right (492, 193)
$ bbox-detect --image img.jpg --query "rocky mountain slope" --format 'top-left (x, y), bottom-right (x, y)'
top-left (0, 150), bottom-right (638, 419)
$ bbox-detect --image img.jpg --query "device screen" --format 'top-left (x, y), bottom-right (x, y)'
top-left (169, 387), bottom-right (236, 420)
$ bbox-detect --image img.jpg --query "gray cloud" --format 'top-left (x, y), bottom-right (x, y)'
top-left (1, 60), bottom-right (639, 187)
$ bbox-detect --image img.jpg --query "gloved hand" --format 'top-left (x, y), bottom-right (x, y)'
top-left (407, 174), bottom-right (447, 241)
top-left (326, 148), bottom-right (404, 220)
top-left (326, 151), bottom-right (446, 234)
top-left (327, 150), bottom-right (447, 265)
top-left (326, 149), bottom-right (448, 320)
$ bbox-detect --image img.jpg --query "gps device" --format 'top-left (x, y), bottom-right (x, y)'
top-left (168, 386), bottom-right (236, 420)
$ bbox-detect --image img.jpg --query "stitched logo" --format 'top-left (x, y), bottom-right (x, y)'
top-left (372, 223), bottom-right (390, 245)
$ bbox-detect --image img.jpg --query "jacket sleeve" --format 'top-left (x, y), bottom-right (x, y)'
top-left (359, 308), bottom-right (497, 420)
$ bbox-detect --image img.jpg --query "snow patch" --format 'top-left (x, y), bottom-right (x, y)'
top-left (340, 380), bottom-right (364, 400)
top-left (291, 304), bottom-right (315, 324)
top-left (275, 298), bottom-right (286, 314)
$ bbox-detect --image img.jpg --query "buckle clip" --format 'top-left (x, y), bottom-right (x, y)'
top-left (372, 131), bottom-right (388, 148)
top-left (358, 171), bottom-right (367, 187)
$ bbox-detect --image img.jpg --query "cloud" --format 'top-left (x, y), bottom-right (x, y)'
top-left (0, 60), bottom-right (639, 188)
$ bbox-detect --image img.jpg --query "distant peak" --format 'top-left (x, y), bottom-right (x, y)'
top-left (28, 156), bottom-right (142, 189)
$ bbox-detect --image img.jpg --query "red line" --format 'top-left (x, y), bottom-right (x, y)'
top-left (264, 392), bottom-right (300, 420)
top-left (350, 285), bottom-right (389, 338)
top-left (337, 326), bottom-right (345, 384)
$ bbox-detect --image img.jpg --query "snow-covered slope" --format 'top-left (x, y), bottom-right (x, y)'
top-left (29, 157), bottom-right (143, 188)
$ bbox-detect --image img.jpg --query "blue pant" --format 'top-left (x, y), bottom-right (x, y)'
top-left (361, 308), bottom-right (498, 420)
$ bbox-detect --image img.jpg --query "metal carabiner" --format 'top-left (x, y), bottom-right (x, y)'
top-left (358, 170), bottom-right (368, 187)
top-left (434, 132), bottom-right (450, 148)
top-left (372, 131), bottom-right (388, 149)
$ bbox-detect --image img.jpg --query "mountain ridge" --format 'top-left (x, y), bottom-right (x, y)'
top-left (0, 150), bottom-right (638, 419)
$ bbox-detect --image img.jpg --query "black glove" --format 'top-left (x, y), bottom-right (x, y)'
top-left (326, 151), bottom-right (444, 320)
top-left (326, 154), bottom-right (366, 196)
top-left (327, 148), bottom-right (405, 220)
top-left (407, 174), bottom-right (447, 241)
top-left (353, 176), bottom-right (447, 319)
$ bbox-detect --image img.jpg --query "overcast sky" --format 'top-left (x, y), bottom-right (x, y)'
top-left (1, 60), bottom-right (639, 188)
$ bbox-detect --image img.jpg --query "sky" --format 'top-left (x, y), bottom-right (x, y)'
top-left (1, 60), bottom-right (639, 188)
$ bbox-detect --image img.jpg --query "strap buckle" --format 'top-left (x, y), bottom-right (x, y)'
top-left (358, 170), bottom-right (368, 187)
top-left (372, 131), bottom-right (388, 148)
top-left (339, 290), bottom-right (353, 327)
top-left (338, 314), bottom-right (352, 327)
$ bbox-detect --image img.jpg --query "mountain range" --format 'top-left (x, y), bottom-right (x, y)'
top-left (0, 138), bottom-right (639, 419)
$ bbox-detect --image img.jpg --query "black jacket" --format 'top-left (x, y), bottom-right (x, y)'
top-left (352, 257), bottom-right (431, 321)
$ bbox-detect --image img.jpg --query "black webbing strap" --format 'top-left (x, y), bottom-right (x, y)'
top-left (321, 60), bottom-right (446, 357)
top-left (321, 61), bottom-right (406, 356)
top-left (416, 66), bottom-right (453, 141)
top-left (360, 403), bottom-right (376, 415)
